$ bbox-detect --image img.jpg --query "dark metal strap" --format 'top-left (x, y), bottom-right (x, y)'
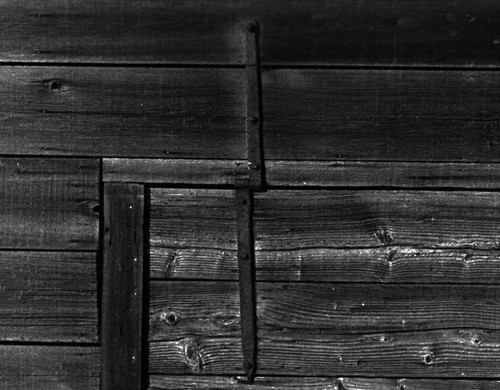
top-left (245, 22), bottom-right (264, 190)
top-left (235, 181), bottom-right (257, 382)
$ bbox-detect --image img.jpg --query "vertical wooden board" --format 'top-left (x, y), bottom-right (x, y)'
top-left (254, 190), bottom-right (500, 250)
top-left (150, 188), bottom-right (237, 250)
top-left (102, 183), bottom-right (144, 389)
top-left (0, 158), bottom-right (99, 249)
top-left (262, 69), bottom-right (500, 162)
top-left (0, 67), bottom-right (245, 157)
top-left (0, 345), bottom-right (100, 390)
top-left (0, 251), bottom-right (97, 342)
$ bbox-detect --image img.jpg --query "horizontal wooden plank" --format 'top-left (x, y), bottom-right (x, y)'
top-left (105, 159), bottom-right (500, 188)
top-left (149, 376), bottom-right (500, 390)
top-left (0, 158), bottom-right (98, 249)
top-left (267, 161), bottom-right (500, 189)
top-left (0, 251), bottom-right (97, 342)
top-left (150, 188), bottom-right (237, 250)
top-left (263, 69), bottom-right (500, 162)
top-left (254, 190), bottom-right (500, 250)
top-left (149, 329), bottom-right (500, 376)
top-left (0, 345), bottom-right (100, 389)
top-left (151, 246), bottom-right (500, 283)
top-left (149, 282), bottom-right (500, 340)
top-left (2, 1), bottom-right (500, 66)
top-left (103, 158), bottom-right (248, 184)
top-left (0, 67), bottom-right (245, 157)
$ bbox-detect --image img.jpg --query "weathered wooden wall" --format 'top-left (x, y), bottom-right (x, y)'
top-left (1, 1), bottom-right (500, 389)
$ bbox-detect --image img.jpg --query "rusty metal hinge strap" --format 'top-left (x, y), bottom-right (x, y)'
top-left (245, 22), bottom-right (264, 190)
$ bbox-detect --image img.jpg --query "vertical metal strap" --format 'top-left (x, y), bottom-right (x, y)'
top-left (235, 181), bottom-right (257, 382)
top-left (245, 22), bottom-right (264, 190)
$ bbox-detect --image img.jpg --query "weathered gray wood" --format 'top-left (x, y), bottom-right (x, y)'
top-left (149, 376), bottom-right (500, 390)
top-left (263, 70), bottom-right (500, 162)
top-left (103, 183), bottom-right (144, 389)
top-left (254, 190), bottom-right (500, 250)
top-left (105, 159), bottom-right (500, 188)
top-left (149, 329), bottom-right (500, 376)
top-left (149, 281), bottom-right (500, 340)
top-left (0, 345), bottom-right (100, 389)
top-left (0, 158), bottom-right (98, 249)
top-left (0, 67), bottom-right (245, 157)
top-left (103, 158), bottom-right (248, 184)
top-left (267, 161), bottom-right (500, 189)
top-left (0, 251), bottom-right (97, 342)
top-left (150, 188), bottom-right (237, 250)
top-left (1, 1), bottom-right (499, 66)
top-left (150, 246), bottom-right (500, 283)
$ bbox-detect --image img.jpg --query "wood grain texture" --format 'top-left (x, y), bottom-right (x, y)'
top-left (0, 158), bottom-right (98, 249)
top-left (102, 183), bottom-right (144, 389)
top-left (149, 376), bottom-right (500, 390)
top-left (150, 188), bottom-right (237, 251)
top-left (0, 345), bottom-right (100, 389)
top-left (0, 251), bottom-right (97, 342)
top-left (103, 158), bottom-right (248, 184)
top-left (1, 1), bottom-right (499, 66)
top-left (263, 69), bottom-right (500, 162)
top-left (150, 246), bottom-right (500, 283)
top-left (267, 161), bottom-right (500, 189)
top-left (0, 67), bottom-right (245, 157)
top-left (254, 190), bottom-right (500, 250)
top-left (149, 281), bottom-right (500, 340)
top-left (149, 329), bottom-right (500, 376)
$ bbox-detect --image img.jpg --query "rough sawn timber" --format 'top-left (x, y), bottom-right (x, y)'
top-left (254, 190), bottom-right (500, 250)
top-left (0, 345), bottom-right (100, 389)
top-left (149, 329), bottom-right (500, 377)
top-left (0, 67), bottom-right (245, 157)
top-left (0, 158), bottom-right (99, 250)
top-left (148, 281), bottom-right (500, 340)
top-left (263, 69), bottom-right (500, 162)
top-left (148, 375), bottom-right (500, 390)
top-left (1, 1), bottom-right (499, 66)
top-left (0, 251), bottom-right (97, 342)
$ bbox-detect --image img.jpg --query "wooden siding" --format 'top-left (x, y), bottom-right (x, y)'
top-left (263, 69), bottom-right (500, 162)
top-left (0, 251), bottom-right (97, 342)
top-left (0, 158), bottom-right (99, 249)
top-left (0, 345), bottom-right (100, 389)
top-left (1, 1), bottom-right (499, 66)
top-left (149, 376), bottom-right (500, 390)
top-left (0, 67), bottom-right (245, 157)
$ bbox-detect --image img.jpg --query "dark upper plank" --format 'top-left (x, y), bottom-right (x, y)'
top-left (149, 281), bottom-right (500, 340)
top-left (150, 188), bottom-right (237, 251)
top-left (0, 67), bottom-right (244, 157)
top-left (254, 190), bottom-right (500, 250)
top-left (267, 161), bottom-right (500, 189)
top-left (0, 251), bottom-right (97, 342)
top-left (149, 329), bottom-right (500, 376)
top-left (151, 246), bottom-right (500, 284)
top-left (2, 1), bottom-right (500, 66)
top-left (149, 376), bottom-right (500, 390)
top-left (0, 158), bottom-right (98, 249)
top-left (0, 345), bottom-right (100, 390)
top-left (263, 69), bottom-right (500, 162)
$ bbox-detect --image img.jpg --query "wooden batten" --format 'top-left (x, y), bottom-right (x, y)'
top-left (102, 183), bottom-right (145, 389)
